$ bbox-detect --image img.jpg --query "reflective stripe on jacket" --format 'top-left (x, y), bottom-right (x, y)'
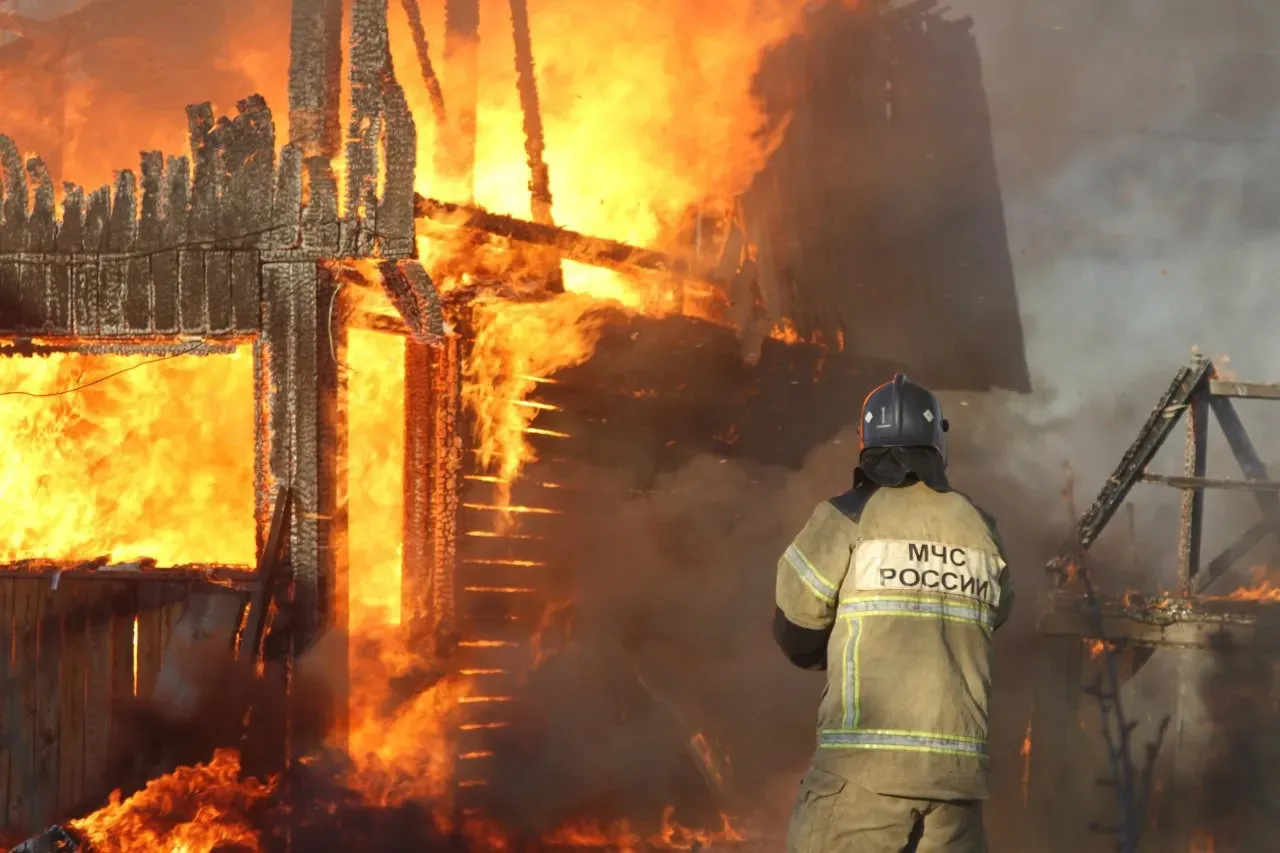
top-left (775, 481), bottom-right (1013, 801)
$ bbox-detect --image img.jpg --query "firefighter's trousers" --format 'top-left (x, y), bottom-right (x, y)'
top-left (785, 766), bottom-right (988, 853)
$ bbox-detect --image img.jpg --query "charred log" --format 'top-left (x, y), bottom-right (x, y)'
top-left (7, 825), bottom-right (82, 853)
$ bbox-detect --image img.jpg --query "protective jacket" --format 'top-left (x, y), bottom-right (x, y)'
top-left (774, 480), bottom-right (1012, 802)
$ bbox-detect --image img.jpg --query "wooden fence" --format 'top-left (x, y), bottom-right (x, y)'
top-left (0, 575), bottom-right (238, 836)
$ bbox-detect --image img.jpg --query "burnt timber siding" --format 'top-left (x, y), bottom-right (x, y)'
top-left (0, 577), bottom-right (230, 836)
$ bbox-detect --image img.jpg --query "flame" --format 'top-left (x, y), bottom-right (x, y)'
top-left (460, 292), bottom-right (607, 511)
top-left (1209, 565), bottom-right (1280, 602)
top-left (69, 750), bottom-right (275, 853)
top-left (542, 808), bottom-right (746, 851)
top-left (689, 732), bottom-right (726, 789)
top-left (0, 346), bottom-right (255, 564)
top-left (1019, 721), bottom-right (1031, 806)
top-left (1087, 639), bottom-right (1108, 659)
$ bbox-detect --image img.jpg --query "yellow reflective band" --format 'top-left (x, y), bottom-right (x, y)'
top-left (838, 596), bottom-right (994, 629)
top-left (784, 542), bottom-right (838, 604)
top-left (841, 617), bottom-right (862, 728)
top-left (818, 729), bottom-right (987, 758)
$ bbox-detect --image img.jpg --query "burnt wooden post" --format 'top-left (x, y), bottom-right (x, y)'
top-left (288, 0), bottom-right (344, 162)
top-left (1176, 384), bottom-right (1208, 595)
top-left (403, 329), bottom-right (461, 657)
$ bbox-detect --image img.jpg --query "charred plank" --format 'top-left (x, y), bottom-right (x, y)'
top-left (0, 136), bottom-right (26, 252)
top-left (186, 103), bottom-right (217, 244)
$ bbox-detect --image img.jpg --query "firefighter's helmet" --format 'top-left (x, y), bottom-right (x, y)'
top-left (859, 373), bottom-right (949, 461)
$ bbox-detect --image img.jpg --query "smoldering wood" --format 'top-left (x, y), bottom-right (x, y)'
top-left (6, 825), bottom-right (83, 853)
top-left (221, 95), bottom-right (276, 248)
top-left (288, 0), bottom-right (344, 161)
top-left (376, 259), bottom-right (446, 343)
top-left (345, 0), bottom-right (387, 257)
top-left (1038, 592), bottom-right (1280, 651)
top-left (205, 250), bottom-right (233, 332)
top-left (186, 103), bottom-right (216, 244)
top-left (271, 144), bottom-right (303, 251)
top-left (403, 330), bottom-right (462, 658)
top-left (1176, 393), bottom-right (1208, 592)
top-left (300, 157), bottom-right (340, 254)
top-left (312, 264), bottom-right (349, 750)
top-left (379, 63), bottom-right (418, 258)
top-left (398, 0), bottom-right (448, 125)
top-left (0, 137), bottom-right (26, 251)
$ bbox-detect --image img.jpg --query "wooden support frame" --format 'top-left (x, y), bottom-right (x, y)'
top-left (1047, 355), bottom-right (1280, 595)
top-left (1031, 356), bottom-right (1280, 852)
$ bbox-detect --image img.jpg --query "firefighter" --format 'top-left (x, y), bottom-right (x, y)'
top-left (773, 373), bottom-right (1013, 853)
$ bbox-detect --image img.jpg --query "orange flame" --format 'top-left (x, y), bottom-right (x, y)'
top-left (68, 750), bottom-right (275, 853)
top-left (1211, 565), bottom-right (1280, 602)
top-left (0, 347), bottom-right (256, 565)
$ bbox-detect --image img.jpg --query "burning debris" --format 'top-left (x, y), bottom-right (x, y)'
top-left (1030, 356), bottom-right (1280, 852)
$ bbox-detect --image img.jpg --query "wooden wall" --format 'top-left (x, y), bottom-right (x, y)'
top-left (0, 576), bottom-right (199, 836)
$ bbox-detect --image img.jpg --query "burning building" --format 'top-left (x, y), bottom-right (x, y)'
top-left (0, 0), bottom-right (1031, 849)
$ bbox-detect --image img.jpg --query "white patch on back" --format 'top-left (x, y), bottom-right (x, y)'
top-left (853, 539), bottom-right (1004, 607)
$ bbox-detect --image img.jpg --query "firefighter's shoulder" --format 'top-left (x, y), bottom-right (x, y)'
top-left (825, 482), bottom-right (879, 523)
top-left (945, 487), bottom-right (1002, 536)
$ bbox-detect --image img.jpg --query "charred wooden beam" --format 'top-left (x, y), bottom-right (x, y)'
top-left (398, 0), bottom-right (447, 126)
top-left (0, 562), bottom-right (255, 587)
top-left (414, 195), bottom-right (722, 284)
top-left (376, 259), bottom-right (446, 343)
top-left (1045, 357), bottom-right (1214, 583)
top-left (7, 824), bottom-right (83, 853)
top-left (346, 0), bottom-right (390, 256)
top-left (507, 0), bottom-right (563, 292)
top-left (1141, 473), bottom-right (1280, 492)
top-left (288, 0), bottom-right (344, 160)
top-left (1177, 391), bottom-right (1208, 593)
top-left (1038, 590), bottom-right (1280, 651)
